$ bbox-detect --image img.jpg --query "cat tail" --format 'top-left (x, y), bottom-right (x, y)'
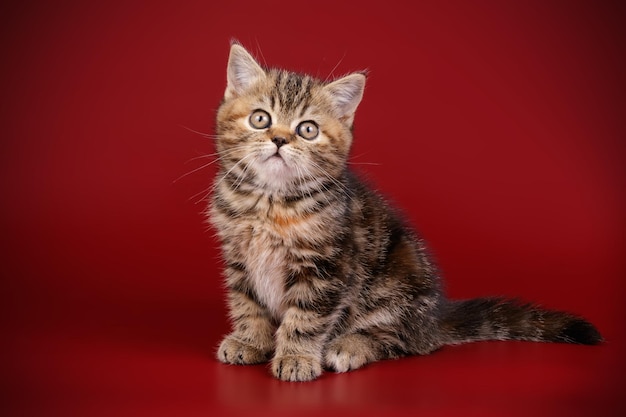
top-left (441, 297), bottom-right (603, 346)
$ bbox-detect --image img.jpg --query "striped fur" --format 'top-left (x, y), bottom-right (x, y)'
top-left (209, 43), bottom-right (602, 382)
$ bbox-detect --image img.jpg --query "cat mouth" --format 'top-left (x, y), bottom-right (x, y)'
top-left (263, 151), bottom-right (294, 173)
top-left (267, 151), bottom-right (286, 163)
top-left (265, 154), bottom-right (283, 166)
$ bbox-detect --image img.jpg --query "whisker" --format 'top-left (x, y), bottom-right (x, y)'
top-left (209, 153), bottom-right (257, 196)
top-left (307, 160), bottom-right (349, 195)
top-left (305, 160), bottom-right (362, 217)
top-left (348, 152), bottom-right (380, 166)
top-left (325, 51), bottom-right (347, 82)
top-left (186, 151), bottom-right (257, 205)
top-left (347, 162), bottom-right (382, 166)
top-left (232, 154), bottom-right (257, 191)
top-left (190, 185), bottom-right (213, 205)
top-left (186, 153), bottom-right (220, 162)
top-left (299, 164), bottom-right (333, 208)
top-left (294, 163), bottom-right (314, 206)
top-left (176, 145), bottom-right (252, 183)
top-left (179, 125), bottom-right (218, 139)
top-left (173, 159), bottom-right (221, 184)
top-left (254, 38), bottom-right (268, 67)
top-left (186, 145), bottom-right (250, 162)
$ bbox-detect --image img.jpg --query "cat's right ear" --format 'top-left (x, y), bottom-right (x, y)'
top-left (225, 43), bottom-right (266, 100)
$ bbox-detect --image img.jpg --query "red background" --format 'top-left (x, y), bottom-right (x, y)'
top-left (2, 1), bottom-right (625, 416)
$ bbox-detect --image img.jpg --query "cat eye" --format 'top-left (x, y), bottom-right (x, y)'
top-left (249, 109), bottom-right (272, 129)
top-left (296, 121), bottom-right (319, 140)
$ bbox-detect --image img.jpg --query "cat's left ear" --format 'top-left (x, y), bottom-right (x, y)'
top-left (225, 42), bottom-right (266, 100)
top-left (323, 72), bottom-right (366, 121)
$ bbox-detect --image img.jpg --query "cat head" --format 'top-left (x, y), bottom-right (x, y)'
top-left (216, 42), bottom-right (366, 193)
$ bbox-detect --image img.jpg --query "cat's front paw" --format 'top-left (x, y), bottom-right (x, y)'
top-left (271, 354), bottom-right (322, 382)
top-left (217, 335), bottom-right (271, 365)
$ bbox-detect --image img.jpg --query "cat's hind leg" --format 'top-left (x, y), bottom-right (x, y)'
top-left (324, 310), bottom-right (442, 372)
top-left (324, 332), bottom-right (383, 372)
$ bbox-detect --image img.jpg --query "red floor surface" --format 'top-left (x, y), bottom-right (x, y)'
top-left (3, 1), bottom-right (625, 416)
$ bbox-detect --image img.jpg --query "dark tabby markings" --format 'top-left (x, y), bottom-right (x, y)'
top-left (442, 298), bottom-right (603, 345)
top-left (299, 97), bottom-right (311, 118)
top-left (211, 43), bottom-right (602, 382)
top-left (274, 71), bottom-right (311, 112)
top-left (270, 94), bottom-right (276, 111)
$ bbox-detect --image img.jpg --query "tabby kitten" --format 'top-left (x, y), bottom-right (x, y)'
top-left (209, 42), bottom-right (602, 382)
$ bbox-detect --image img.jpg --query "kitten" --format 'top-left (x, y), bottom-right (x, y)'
top-left (208, 42), bottom-right (602, 382)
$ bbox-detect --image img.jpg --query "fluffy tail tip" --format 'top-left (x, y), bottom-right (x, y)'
top-left (560, 319), bottom-right (604, 345)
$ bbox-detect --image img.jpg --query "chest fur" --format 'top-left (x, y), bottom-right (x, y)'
top-left (242, 226), bottom-right (287, 319)
top-left (212, 195), bottom-right (332, 319)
